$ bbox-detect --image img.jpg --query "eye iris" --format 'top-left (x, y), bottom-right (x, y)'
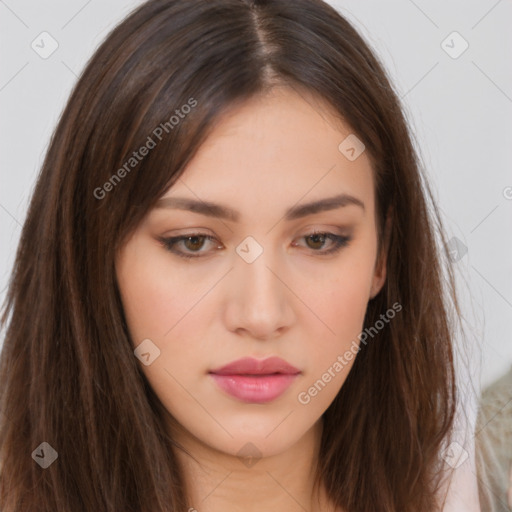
top-left (307, 233), bottom-right (326, 250)
top-left (184, 236), bottom-right (205, 251)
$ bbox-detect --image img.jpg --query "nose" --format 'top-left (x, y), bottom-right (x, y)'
top-left (223, 246), bottom-right (295, 340)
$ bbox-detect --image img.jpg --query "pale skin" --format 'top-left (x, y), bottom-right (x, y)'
top-left (115, 85), bottom-right (388, 512)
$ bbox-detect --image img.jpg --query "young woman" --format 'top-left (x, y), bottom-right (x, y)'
top-left (0, 0), bottom-right (466, 510)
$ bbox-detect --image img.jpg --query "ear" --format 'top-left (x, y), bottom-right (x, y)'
top-left (370, 209), bottom-right (392, 299)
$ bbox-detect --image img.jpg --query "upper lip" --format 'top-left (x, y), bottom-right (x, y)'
top-left (209, 356), bottom-right (301, 376)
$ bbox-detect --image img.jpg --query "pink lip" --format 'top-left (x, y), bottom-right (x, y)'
top-left (209, 357), bottom-right (301, 403)
top-left (210, 356), bottom-right (300, 375)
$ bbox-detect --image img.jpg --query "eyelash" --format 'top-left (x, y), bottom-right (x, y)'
top-left (157, 231), bottom-right (351, 259)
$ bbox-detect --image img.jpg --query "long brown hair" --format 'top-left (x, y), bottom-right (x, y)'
top-left (0, 0), bottom-right (459, 510)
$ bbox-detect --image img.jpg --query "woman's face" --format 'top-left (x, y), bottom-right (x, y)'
top-left (115, 86), bottom-right (386, 461)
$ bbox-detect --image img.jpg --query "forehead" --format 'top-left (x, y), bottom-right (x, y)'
top-left (159, 86), bottom-right (375, 221)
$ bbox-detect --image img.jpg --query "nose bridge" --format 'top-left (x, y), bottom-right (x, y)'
top-left (237, 240), bottom-right (283, 309)
top-left (225, 236), bottom-right (293, 337)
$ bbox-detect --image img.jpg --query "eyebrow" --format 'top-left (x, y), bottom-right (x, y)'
top-left (155, 193), bottom-right (365, 222)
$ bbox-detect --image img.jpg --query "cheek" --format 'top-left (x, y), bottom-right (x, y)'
top-left (116, 240), bottom-right (209, 344)
top-left (299, 252), bottom-right (375, 375)
top-left (304, 279), bottom-right (367, 370)
top-left (116, 248), bottom-right (208, 402)
top-left (323, 273), bottom-right (369, 335)
top-left (118, 272), bottom-right (176, 343)
top-left (309, 251), bottom-right (374, 328)
top-left (116, 243), bottom-right (184, 345)
top-left (293, 273), bottom-right (371, 412)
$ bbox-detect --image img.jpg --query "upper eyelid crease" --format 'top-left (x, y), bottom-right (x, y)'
top-left (155, 193), bottom-right (365, 222)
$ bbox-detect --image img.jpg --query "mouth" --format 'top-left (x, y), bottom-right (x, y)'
top-left (208, 356), bottom-right (301, 403)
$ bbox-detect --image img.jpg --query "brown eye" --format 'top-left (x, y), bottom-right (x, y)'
top-left (305, 233), bottom-right (329, 250)
top-left (182, 235), bottom-right (207, 251)
top-left (158, 234), bottom-right (221, 259)
top-left (296, 231), bottom-right (351, 255)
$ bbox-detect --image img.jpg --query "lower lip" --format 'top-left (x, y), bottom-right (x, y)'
top-left (209, 373), bottom-right (299, 403)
